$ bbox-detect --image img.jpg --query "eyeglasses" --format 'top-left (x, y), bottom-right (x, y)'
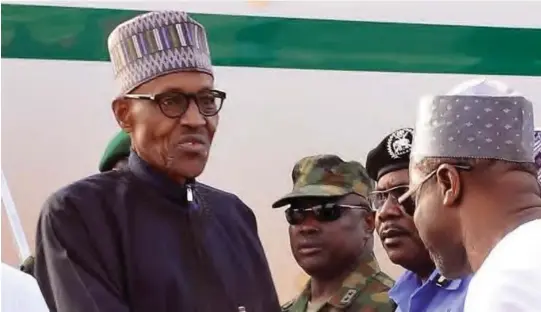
top-left (125, 89), bottom-right (226, 118)
top-left (369, 185), bottom-right (416, 216)
top-left (285, 203), bottom-right (370, 225)
top-left (398, 164), bottom-right (472, 205)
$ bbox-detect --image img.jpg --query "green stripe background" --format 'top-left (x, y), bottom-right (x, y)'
top-left (2, 3), bottom-right (541, 76)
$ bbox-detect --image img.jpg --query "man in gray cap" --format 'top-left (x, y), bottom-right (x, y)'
top-left (34, 11), bottom-right (280, 312)
top-left (399, 79), bottom-right (541, 311)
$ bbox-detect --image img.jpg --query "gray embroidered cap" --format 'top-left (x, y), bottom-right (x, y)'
top-left (411, 78), bottom-right (535, 163)
top-left (107, 11), bottom-right (213, 94)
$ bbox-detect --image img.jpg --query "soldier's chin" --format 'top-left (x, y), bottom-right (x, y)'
top-left (297, 257), bottom-right (329, 277)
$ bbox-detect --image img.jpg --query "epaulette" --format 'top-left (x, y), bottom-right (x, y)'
top-left (435, 274), bottom-right (452, 288)
top-left (373, 271), bottom-right (395, 289)
top-left (281, 300), bottom-right (294, 312)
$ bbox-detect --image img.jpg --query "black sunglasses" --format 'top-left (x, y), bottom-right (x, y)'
top-left (125, 89), bottom-right (226, 118)
top-left (285, 203), bottom-right (370, 225)
top-left (369, 185), bottom-right (415, 216)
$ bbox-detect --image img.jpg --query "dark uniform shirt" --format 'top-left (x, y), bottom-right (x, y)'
top-left (35, 152), bottom-right (281, 312)
top-left (282, 254), bottom-right (395, 312)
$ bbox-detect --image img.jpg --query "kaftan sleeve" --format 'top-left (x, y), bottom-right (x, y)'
top-left (34, 192), bottom-right (130, 312)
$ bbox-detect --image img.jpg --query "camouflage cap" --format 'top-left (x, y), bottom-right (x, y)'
top-left (272, 154), bottom-right (374, 208)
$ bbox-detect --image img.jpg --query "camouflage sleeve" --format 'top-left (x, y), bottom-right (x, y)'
top-left (281, 299), bottom-right (294, 312)
top-left (347, 283), bottom-right (396, 311)
top-left (371, 292), bottom-right (396, 312)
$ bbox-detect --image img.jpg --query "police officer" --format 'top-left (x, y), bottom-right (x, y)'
top-left (273, 154), bottom-right (396, 312)
top-left (366, 128), bottom-right (471, 312)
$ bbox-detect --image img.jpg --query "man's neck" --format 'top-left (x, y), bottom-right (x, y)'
top-left (412, 264), bottom-right (435, 283)
top-left (132, 149), bottom-right (191, 185)
top-left (310, 267), bottom-right (355, 302)
top-left (310, 254), bottom-right (373, 302)
top-left (465, 205), bottom-right (541, 273)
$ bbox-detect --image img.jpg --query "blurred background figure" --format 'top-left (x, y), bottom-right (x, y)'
top-left (99, 130), bottom-right (131, 172)
top-left (2, 262), bottom-right (49, 311)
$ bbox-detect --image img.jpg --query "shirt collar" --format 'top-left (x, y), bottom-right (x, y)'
top-left (128, 151), bottom-right (191, 203)
top-left (295, 253), bottom-right (387, 310)
top-left (427, 269), bottom-right (463, 290)
top-left (389, 268), bottom-right (465, 304)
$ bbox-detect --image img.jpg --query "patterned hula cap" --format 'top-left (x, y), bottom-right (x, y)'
top-left (411, 78), bottom-right (534, 164)
top-left (107, 11), bottom-right (213, 94)
top-left (272, 154), bottom-right (374, 208)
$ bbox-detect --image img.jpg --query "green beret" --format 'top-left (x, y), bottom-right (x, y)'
top-left (99, 130), bottom-right (131, 172)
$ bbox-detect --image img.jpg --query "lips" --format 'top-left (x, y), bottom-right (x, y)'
top-left (380, 225), bottom-right (410, 247)
top-left (176, 135), bottom-right (208, 153)
top-left (296, 242), bottom-right (324, 256)
top-left (380, 227), bottom-right (409, 240)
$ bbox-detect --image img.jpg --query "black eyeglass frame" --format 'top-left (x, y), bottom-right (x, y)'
top-left (124, 89), bottom-right (226, 118)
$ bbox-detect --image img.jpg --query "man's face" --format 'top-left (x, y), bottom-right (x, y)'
top-left (113, 72), bottom-right (218, 182)
top-left (410, 164), bottom-right (468, 278)
top-left (374, 169), bottom-right (431, 270)
top-left (288, 194), bottom-right (374, 278)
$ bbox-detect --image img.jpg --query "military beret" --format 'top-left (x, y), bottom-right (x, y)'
top-left (366, 128), bottom-right (414, 181)
top-left (98, 130), bottom-right (131, 172)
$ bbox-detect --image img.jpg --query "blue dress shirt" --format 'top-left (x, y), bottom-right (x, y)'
top-left (389, 269), bottom-right (472, 312)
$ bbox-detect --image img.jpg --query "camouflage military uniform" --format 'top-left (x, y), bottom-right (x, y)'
top-left (281, 254), bottom-right (395, 312)
top-left (274, 155), bottom-right (396, 312)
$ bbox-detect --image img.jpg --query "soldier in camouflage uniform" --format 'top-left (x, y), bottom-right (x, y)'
top-left (273, 154), bottom-right (396, 312)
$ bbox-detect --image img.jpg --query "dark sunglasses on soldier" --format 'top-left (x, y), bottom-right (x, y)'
top-left (368, 185), bottom-right (416, 216)
top-left (285, 202), bottom-right (370, 225)
top-left (124, 89), bottom-right (226, 118)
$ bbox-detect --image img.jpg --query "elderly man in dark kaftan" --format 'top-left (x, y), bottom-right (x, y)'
top-left (34, 11), bottom-right (281, 312)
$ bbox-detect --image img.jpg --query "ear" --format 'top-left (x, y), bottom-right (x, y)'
top-left (112, 98), bottom-right (133, 133)
top-left (435, 164), bottom-right (461, 207)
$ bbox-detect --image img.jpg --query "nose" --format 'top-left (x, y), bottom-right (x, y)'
top-left (180, 100), bottom-right (206, 127)
top-left (377, 196), bottom-right (404, 221)
top-left (298, 213), bottom-right (320, 234)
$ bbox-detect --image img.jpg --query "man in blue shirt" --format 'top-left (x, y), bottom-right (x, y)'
top-left (365, 128), bottom-right (472, 312)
